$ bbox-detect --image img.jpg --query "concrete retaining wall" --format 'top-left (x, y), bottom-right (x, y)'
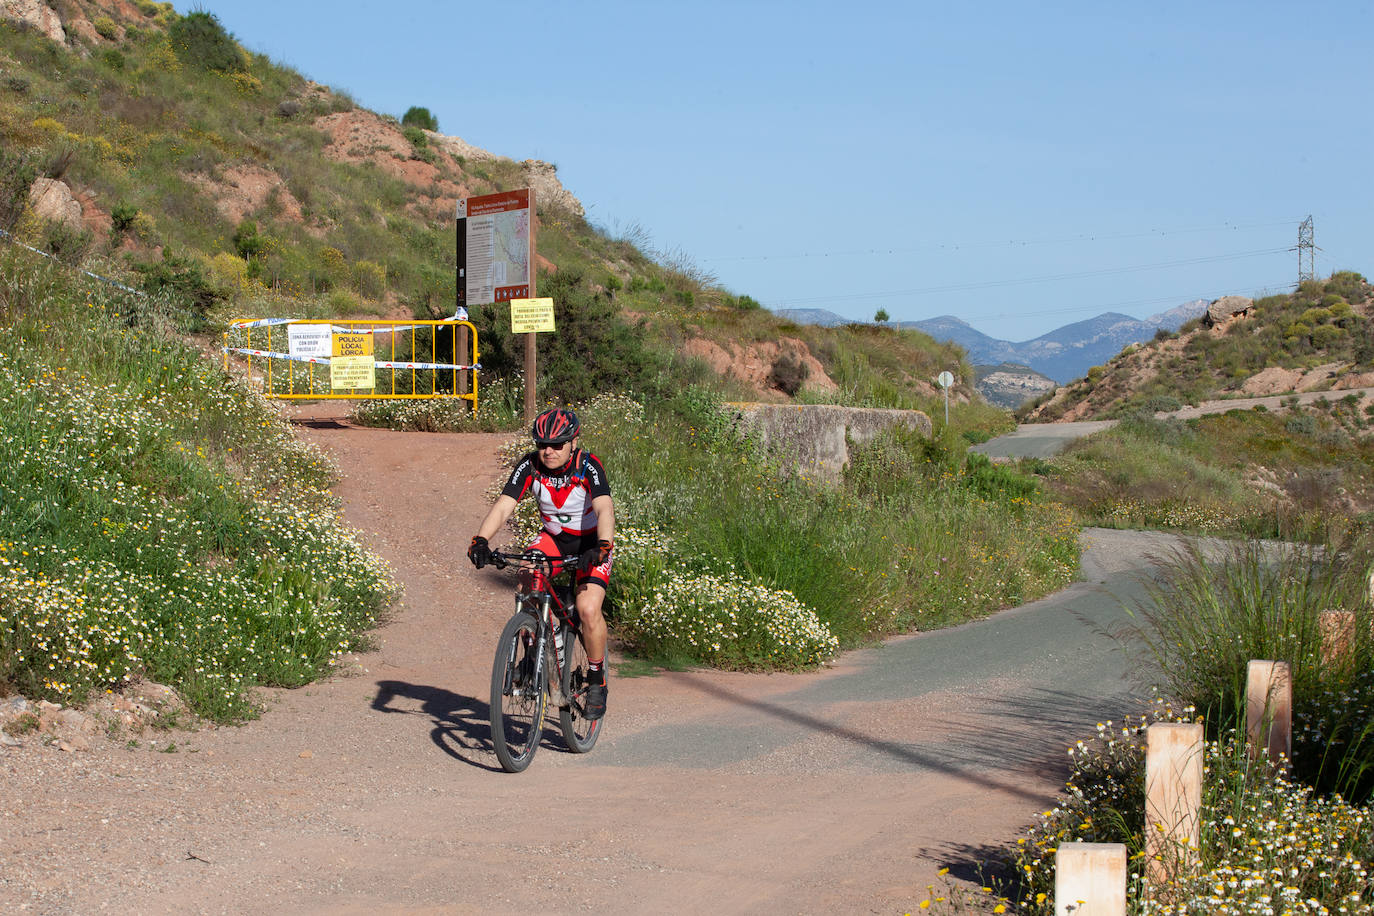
top-left (726, 403), bottom-right (933, 482)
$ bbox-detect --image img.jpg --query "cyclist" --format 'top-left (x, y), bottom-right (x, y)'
top-left (468, 407), bottom-right (614, 720)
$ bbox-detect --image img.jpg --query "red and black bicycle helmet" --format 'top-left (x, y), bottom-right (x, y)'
top-left (531, 407), bottom-right (580, 446)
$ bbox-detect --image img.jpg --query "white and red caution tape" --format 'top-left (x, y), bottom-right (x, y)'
top-left (222, 346), bottom-right (478, 372)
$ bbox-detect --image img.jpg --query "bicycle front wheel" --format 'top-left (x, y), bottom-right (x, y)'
top-left (558, 623), bottom-right (602, 753)
top-left (490, 612), bottom-right (546, 773)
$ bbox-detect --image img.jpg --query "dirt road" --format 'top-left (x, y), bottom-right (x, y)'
top-left (1, 417), bottom-right (1168, 915)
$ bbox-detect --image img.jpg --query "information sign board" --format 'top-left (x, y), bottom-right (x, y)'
top-left (456, 189), bottom-right (532, 307)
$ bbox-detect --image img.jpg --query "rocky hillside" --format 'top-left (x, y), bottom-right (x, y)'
top-left (973, 363), bottom-right (1057, 409)
top-left (1022, 273), bottom-right (1374, 422)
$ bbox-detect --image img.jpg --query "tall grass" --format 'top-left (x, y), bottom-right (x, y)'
top-left (561, 389), bottom-right (1077, 669)
top-left (978, 705), bottom-right (1374, 914)
top-left (1134, 536), bottom-right (1374, 800)
top-left (0, 247), bottom-right (396, 721)
top-left (1048, 409), bottom-right (1374, 541)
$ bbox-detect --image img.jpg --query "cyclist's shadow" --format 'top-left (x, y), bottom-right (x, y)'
top-left (372, 680), bottom-right (507, 772)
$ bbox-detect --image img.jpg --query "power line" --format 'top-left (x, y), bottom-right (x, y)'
top-left (914, 280), bottom-right (1296, 326)
top-left (779, 279), bottom-right (1296, 330)
top-left (770, 247), bottom-right (1291, 307)
top-left (703, 217), bottom-right (1301, 263)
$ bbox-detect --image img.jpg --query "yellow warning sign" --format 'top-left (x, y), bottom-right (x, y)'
top-left (509, 297), bottom-right (556, 334)
top-left (331, 332), bottom-right (375, 389)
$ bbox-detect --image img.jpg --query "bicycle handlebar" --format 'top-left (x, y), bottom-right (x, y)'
top-left (488, 548), bottom-right (586, 574)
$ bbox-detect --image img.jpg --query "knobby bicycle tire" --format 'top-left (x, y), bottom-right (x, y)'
top-left (557, 622), bottom-right (602, 753)
top-left (489, 611), bottom-right (546, 773)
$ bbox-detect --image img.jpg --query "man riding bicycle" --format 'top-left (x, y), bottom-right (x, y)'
top-left (468, 407), bottom-right (614, 720)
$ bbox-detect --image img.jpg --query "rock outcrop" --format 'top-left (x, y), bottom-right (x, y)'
top-left (0, 0), bottom-right (66, 43)
top-left (28, 178), bottom-right (83, 229)
top-left (1204, 295), bottom-right (1253, 328)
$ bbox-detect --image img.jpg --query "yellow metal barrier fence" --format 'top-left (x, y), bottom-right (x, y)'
top-left (222, 317), bottom-right (479, 406)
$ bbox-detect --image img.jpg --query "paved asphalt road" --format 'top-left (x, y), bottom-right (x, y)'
top-left (971, 386), bottom-right (1374, 460)
top-left (602, 527), bottom-right (1176, 773)
top-left (970, 421), bottom-right (1118, 459)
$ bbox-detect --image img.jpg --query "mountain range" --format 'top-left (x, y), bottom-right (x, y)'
top-left (777, 300), bottom-right (1210, 384)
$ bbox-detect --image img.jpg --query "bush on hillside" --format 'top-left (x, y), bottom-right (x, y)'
top-left (401, 106), bottom-right (438, 131)
top-left (470, 270), bottom-right (665, 404)
top-left (1326, 270), bottom-right (1368, 302)
top-left (0, 149), bottom-right (40, 233)
top-left (129, 248), bottom-right (223, 320)
top-left (767, 349), bottom-right (809, 395)
top-left (167, 11), bottom-right (244, 73)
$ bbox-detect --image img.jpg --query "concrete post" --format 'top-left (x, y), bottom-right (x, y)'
top-left (1145, 722), bottom-right (1203, 882)
top-left (1055, 842), bottom-right (1127, 916)
top-left (1246, 660), bottom-right (1292, 765)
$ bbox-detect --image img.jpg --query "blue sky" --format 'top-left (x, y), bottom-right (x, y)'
top-left (202, 1), bottom-right (1372, 341)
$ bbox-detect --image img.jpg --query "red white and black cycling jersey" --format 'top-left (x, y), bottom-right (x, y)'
top-left (501, 448), bottom-right (610, 537)
top-left (502, 448), bottom-right (614, 587)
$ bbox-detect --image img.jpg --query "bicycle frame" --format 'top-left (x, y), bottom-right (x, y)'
top-left (488, 548), bottom-right (601, 772)
top-left (510, 555), bottom-right (577, 696)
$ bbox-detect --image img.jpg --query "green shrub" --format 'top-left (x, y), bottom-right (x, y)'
top-left (1139, 394), bottom-right (1183, 414)
top-left (401, 106), bottom-right (438, 131)
top-left (43, 221), bottom-right (93, 263)
top-left (470, 270), bottom-right (664, 404)
top-left (962, 451), bottom-right (1039, 501)
top-left (352, 259), bottom-right (386, 300)
top-left (93, 15), bottom-right (118, 40)
top-left (767, 349), bottom-right (809, 395)
top-left (110, 203), bottom-right (139, 233)
top-left (1312, 323), bottom-right (1346, 348)
top-left (326, 288), bottom-right (360, 312)
top-left (0, 148), bottom-right (40, 233)
top-left (1325, 270), bottom-right (1367, 301)
top-left (1136, 538), bottom-right (1374, 799)
top-left (1285, 413), bottom-right (1318, 437)
top-left (167, 11), bottom-right (244, 73)
top-left (401, 125), bottom-right (427, 149)
top-left (232, 220), bottom-right (266, 260)
top-left (129, 249), bottom-right (223, 320)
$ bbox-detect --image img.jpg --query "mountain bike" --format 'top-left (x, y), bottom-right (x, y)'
top-left (487, 548), bottom-right (603, 773)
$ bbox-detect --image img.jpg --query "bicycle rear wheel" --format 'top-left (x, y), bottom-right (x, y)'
top-left (490, 612), bottom-right (546, 773)
top-left (558, 622), bottom-right (602, 753)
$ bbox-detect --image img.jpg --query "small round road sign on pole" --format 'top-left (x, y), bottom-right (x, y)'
top-left (936, 371), bottom-right (954, 426)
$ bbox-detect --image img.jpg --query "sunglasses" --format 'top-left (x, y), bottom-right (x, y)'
top-left (535, 440), bottom-right (570, 450)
